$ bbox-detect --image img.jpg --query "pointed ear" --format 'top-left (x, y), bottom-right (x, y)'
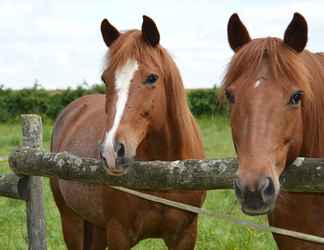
top-left (141, 15), bottom-right (160, 47)
top-left (284, 13), bottom-right (308, 53)
top-left (101, 19), bottom-right (120, 47)
top-left (227, 13), bottom-right (251, 52)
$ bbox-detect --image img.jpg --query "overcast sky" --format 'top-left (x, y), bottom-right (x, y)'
top-left (1, 0), bottom-right (324, 89)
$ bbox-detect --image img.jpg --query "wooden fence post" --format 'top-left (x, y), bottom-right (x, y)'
top-left (22, 115), bottom-right (47, 250)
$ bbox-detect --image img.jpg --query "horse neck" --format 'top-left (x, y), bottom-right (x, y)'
top-left (137, 120), bottom-right (181, 161)
top-left (137, 113), bottom-right (203, 161)
top-left (137, 88), bottom-right (204, 161)
top-left (164, 67), bottom-right (204, 161)
top-left (166, 110), bottom-right (204, 160)
top-left (300, 52), bottom-right (324, 157)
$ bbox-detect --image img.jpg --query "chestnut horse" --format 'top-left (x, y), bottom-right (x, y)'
top-left (224, 13), bottom-right (324, 249)
top-left (50, 16), bottom-right (205, 250)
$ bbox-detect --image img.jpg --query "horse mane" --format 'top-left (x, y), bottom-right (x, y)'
top-left (222, 37), bottom-right (324, 156)
top-left (161, 48), bottom-right (205, 159)
top-left (104, 30), bottom-right (204, 159)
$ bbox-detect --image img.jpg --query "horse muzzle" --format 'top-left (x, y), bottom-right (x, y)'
top-left (100, 141), bottom-right (134, 176)
top-left (234, 177), bottom-right (276, 216)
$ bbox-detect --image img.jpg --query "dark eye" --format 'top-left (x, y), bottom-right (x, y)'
top-left (288, 90), bottom-right (304, 105)
top-left (225, 90), bottom-right (235, 103)
top-left (144, 74), bottom-right (159, 85)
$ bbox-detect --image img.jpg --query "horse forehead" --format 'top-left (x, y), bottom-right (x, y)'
top-left (237, 81), bottom-right (284, 108)
top-left (114, 59), bottom-right (139, 90)
top-left (249, 78), bottom-right (281, 94)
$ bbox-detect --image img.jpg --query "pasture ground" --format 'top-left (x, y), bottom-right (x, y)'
top-left (0, 116), bottom-right (277, 250)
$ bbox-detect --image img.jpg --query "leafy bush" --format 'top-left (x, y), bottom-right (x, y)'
top-left (187, 86), bottom-right (227, 116)
top-left (0, 84), bottom-right (227, 122)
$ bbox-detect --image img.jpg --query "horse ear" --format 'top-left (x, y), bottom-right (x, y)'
top-left (227, 13), bottom-right (251, 52)
top-left (101, 19), bottom-right (120, 47)
top-left (141, 15), bottom-right (160, 47)
top-left (283, 13), bottom-right (308, 53)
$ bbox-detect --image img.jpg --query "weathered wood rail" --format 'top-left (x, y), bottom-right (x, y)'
top-left (0, 173), bottom-right (28, 200)
top-left (6, 146), bottom-right (324, 192)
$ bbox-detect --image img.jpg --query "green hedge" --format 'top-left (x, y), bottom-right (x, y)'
top-left (187, 87), bottom-right (227, 116)
top-left (0, 84), bottom-right (227, 122)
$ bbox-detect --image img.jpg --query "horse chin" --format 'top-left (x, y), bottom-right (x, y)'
top-left (106, 168), bottom-right (128, 176)
top-left (241, 203), bottom-right (274, 216)
top-left (103, 157), bottom-right (134, 176)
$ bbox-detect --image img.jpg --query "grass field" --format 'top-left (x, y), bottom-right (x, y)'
top-left (0, 116), bottom-right (277, 250)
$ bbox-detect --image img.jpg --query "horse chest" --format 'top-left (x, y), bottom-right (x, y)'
top-left (58, 180), bottom-right (106, 226)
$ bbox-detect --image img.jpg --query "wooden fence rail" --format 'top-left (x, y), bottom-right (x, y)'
top-left (0, 173), bottom-right (27, 200)
top-left (4, 113), bottom-right (324, 193)
top-left (6, 146), bottom-right (324, 192)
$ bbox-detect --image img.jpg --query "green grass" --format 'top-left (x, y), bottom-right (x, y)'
top-left (0, 116), bottom-right (277, 249)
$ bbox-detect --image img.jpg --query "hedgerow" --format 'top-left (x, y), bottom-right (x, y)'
top-left (0, 84), bottom-right (227, 122)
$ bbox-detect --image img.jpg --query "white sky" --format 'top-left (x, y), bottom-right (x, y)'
top-left (1, 0), bottom-right (324, 89)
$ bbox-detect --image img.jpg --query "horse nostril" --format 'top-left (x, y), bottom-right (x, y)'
top-left (261, 177), bottom-right (275, 200)
top-left (115, 142), bottom-right (125, 158)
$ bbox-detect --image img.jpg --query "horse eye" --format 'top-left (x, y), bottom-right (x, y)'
top-left (288, 91), bottom-right (304, 105)
top-left (144, 74), bottom-right (159, 85)
top-left (225, 90), bottom-right (235, 103)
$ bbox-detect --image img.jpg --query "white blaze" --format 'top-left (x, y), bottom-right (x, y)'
top-left (254, 79), bottom-right (263, 88)
top-left (102, 59), bottom-right (139, 157)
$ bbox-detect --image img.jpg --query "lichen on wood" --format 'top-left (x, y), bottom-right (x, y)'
top-left (0, 173), bottom-right (28, 200)
top-left (21, 114), bottom-right (47, 250)
top-left (22, 114), bottom-right (43, 149)
top-left (9, 146), bottom-right (324, 192)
